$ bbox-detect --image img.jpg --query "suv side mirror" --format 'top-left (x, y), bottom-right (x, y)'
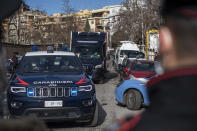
top-left (86, 68), bottom-right (93, 80)
top-left (87, 74), bottom-right (93, 80)
top-left (84, 65), bottom-right (93, 75)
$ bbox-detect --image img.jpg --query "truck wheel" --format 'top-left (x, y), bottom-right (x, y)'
top-left (125, 89), bottom-right (142, 110)
top-left (99, 79), bottom-right (104, 84)
top-left (88, 102), bottom-right (99, 127)
top-left (95, 78), bottom-right (104, 84)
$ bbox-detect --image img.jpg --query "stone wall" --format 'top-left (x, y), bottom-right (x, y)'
top-left (1, 43), bottom-right (51, 59)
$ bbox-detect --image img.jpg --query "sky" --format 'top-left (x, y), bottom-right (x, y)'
top-left (26, 0), bottom-right (125, 15)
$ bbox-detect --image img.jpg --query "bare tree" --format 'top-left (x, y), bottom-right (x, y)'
top-left (62, 0), bottom-right (74, 14)
top-left (6, 0), bottom-right (80, 46)
top-left (112, 0), bottom-right (161, 47)
top-left (27, 0), bottom-right (78, 46)
top-left (60, 0), bottom-right (78, 45)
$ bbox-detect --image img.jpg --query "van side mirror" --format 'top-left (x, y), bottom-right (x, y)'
top-left (119, 65), bottom-right (124, 71)
top-left (123, 68), bottom-right (129, 72)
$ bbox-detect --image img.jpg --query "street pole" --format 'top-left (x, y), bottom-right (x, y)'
top-left (146, 31), bottom-right (149, 59)
top-left (52, 24), bottom-right (54, 44)
top-left (17, 10), bottom-right (19, 44)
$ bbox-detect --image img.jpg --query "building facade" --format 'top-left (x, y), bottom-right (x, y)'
top-left (1, 3), bottom-right (122, 45)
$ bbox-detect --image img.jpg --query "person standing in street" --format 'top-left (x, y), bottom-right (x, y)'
top-left (105, 0), bottom-right (197, 131)
top-left (154, 52), bottom-right (160, 61)
top-left (10, 52), bottom-right (19, 67)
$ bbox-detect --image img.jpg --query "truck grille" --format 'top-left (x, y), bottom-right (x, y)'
top-left (27, 87), bottom-right (70, 97)
top-left (83, 65), bottom-right (88, 70)
top-left (83, 64), bottom-right (93, 72)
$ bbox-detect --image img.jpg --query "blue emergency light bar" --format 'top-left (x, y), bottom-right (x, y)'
top-left (47, 46), bottom-right (54, 53)
top-left (32, 46), bottom-right (38, 51)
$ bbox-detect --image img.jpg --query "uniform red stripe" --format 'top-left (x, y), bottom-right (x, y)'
top-left (118, 114), bottom-right (141, 131)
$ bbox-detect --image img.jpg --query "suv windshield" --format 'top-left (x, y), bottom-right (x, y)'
top-left (132, 61), bottom-right (155, 72)
top-left (74, 46), bottom-right (102, 59)
top-left (16, 55), bottom-right (83, 73)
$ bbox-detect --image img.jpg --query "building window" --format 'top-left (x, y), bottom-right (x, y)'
top-left (91, 28), bottom-right (94, 32)
top-left (62, 18), bottom-right (67, 22)
top-left (91, 20), bottom-right (94, 24)
top-left (49, 18), bottom-right (55, 22)
top-left (29, 16), bottom-right (34, 20)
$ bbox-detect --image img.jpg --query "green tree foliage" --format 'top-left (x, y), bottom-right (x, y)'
top-left (84, 19), bottom-right (90, 32)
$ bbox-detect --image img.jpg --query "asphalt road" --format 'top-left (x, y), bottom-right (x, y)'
top-left (49, 65), bottom-right (142, 131)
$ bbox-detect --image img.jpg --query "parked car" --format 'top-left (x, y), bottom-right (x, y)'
top-left (120, 59), bottom-right (155, 81)
top-left (116, 59), bottom-right (156, 110)
top-left (115, 78), bottom-right (149, 110)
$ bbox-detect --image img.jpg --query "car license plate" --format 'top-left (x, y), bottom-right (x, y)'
top-left (44, 101), bottom-right (63, 107)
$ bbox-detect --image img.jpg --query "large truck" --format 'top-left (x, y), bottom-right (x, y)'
top-left (70, 32), bottom-right (108, 83)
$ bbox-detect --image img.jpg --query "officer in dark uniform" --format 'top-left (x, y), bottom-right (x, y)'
top-left (11, 52), bottom-right (19, 68)
top-left (105, 0), bottom-right (197, 131)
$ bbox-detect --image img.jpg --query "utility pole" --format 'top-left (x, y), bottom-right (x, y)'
top-left (16, 10), bottom-right (19, 44)
top-left (52, 23), bottom-right (54, 44)
top-left (141, 8), bottom-right (145, 52)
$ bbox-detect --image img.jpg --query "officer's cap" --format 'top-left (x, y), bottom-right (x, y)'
top-left (0, 0), bottom-right (22, 21)
top-left (161, 0), bottom-right (197, 18)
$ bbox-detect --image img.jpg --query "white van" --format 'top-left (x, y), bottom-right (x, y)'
top-left (114, 41), bottom-right (141, 70)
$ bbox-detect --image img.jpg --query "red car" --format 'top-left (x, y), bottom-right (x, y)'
top-left (120, 59), bottom-right (156, 81)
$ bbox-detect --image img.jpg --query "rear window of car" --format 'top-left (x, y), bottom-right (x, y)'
top-left (131, 61), bottom-right (155, 72)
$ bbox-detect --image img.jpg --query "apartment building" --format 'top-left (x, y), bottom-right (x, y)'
top-left (1, 3), bottom-right (122, 45)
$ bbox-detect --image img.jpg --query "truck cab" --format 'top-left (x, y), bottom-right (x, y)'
top-left (71, 32), bottom-right (107, 83)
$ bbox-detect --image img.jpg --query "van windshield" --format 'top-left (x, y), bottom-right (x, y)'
top-left (120, 50), bottom-right (143, 58)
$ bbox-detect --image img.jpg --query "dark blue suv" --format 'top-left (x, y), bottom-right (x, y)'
top-left (7, 50), bottom-right (98, 126)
